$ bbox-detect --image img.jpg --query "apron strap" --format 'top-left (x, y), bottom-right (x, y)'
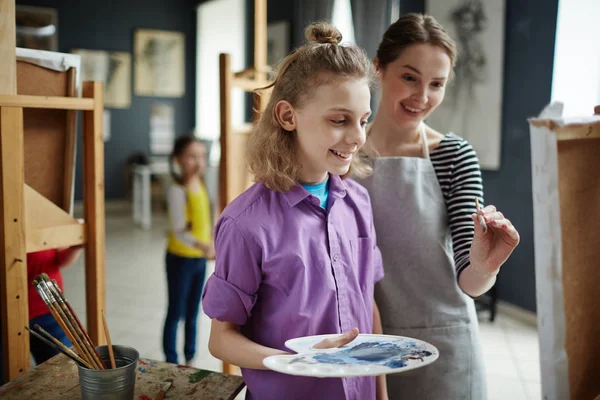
top-left (419, 123), bottom-right (430, 159)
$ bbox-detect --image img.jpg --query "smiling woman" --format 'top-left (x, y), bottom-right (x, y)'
top-left (355, 13), bottom-right (520, 399)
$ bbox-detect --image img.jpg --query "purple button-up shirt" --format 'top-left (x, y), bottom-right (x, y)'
top-left (202, 174), bottom-right (384, 400)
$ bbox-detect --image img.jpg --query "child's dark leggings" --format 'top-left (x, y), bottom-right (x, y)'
top-left (162, 252), bottom-right (206, 364)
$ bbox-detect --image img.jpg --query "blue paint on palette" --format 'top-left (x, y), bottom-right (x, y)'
top-left (290, 341), bottom-right (433, 369)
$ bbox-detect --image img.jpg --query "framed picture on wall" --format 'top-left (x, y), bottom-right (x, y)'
top-left (267, 21), bottom-right (291, 68)
top-left (72, 49), bottom-right (131, 109)
top-left (134, 29), bottom-right (185, 98)
top-left (425, 0), bottom-right (505, 170)
top-left (16, 5), bottom-right (58, 52)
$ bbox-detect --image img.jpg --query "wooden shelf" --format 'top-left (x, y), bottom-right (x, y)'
top-left (530, 118), bottom-right (600, 141)
top-left (0, 94), bottom-right (95, 110)
top-left (24, 185), bottom-right (86, 252)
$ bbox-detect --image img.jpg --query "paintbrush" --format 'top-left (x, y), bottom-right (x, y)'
top-left (26, 326), bottom-right (90, 368)
top-left (474, 197), bottom-right (487, 234)
top-left (41, 275), bottom-right (105, 369)
top-left (155, 379), bottom-right (174, 400)
top-left (33, 279), bottom-right (97, 369)
top-left (32, 324), bottom-right (93, 369)
top-left (101, 310), bottom-right (116, 369)
top-left (49, 277), bottom-right (107, 370)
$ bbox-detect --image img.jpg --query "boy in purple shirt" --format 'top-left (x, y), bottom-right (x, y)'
top-left (202, 22), bottom-right (387, 400)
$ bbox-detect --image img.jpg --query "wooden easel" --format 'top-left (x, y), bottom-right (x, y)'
top-left (530, 106), bottom-right (600, 400)
top-left (218, 0), bottom-right (272, 213)
top-left (0, 0), bottom-right (106, 382)
top-left (217, 0), bottom-right (272, 374)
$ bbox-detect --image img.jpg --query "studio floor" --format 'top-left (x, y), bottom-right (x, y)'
top-left (58, 207), bottom-right (541, 400)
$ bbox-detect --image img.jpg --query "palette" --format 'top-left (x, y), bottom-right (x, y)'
top-left (263, 334), bottom-right (438, 378)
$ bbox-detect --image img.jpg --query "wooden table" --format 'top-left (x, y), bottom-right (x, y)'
top-left (0, 354), bottom-right (245, 399)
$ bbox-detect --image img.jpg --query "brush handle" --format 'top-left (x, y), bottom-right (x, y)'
top-left (33, 325), bottom-right (93, 369)
top-left (47, 279), bottom-right (105, 370)
top-left (57, 300), bottom-right (104, 369)
top-left (35, 282), bottom-right (97, 368)
top-left (26, 327), bottom-right (89, 368)
top-left (51, 279), bottom-right (107, 369)
top-left (474, 197), bottom-right (488, 233)
top-left (101, 311), bottom-right (117, 369)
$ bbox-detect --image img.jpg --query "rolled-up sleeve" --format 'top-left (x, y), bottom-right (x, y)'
top-left (202, 216), bottom-right (262, 326)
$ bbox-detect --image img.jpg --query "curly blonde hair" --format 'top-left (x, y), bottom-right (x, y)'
top-left (247, 22), bottom-right (376, 192)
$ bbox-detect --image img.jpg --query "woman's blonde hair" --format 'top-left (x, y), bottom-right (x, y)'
top-left (247, 22), bottom-right (376, 192)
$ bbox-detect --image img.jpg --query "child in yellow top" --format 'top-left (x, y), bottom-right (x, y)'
top-left (163, 135), bottom-right (214, 366)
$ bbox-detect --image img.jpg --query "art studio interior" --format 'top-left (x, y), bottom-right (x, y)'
top-left (0, 0), bottom-right (599, 399)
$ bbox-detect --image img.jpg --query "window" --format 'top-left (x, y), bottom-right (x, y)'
top-left (551, 0), bottom-right (600, 117)
top-left (196, 0), bottom-right (246, 142)
top-left (331, 0), bottom-right (356, 44)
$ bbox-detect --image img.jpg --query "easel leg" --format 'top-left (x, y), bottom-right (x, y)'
top-left (82, 82), bottom-right (106, 345)
top-left (0, 106), bottom-right (29, 381)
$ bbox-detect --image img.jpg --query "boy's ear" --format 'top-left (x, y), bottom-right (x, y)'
top-left (274, 100), bottom-right (297, 131)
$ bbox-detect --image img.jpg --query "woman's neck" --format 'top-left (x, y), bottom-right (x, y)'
top-left (369, 111), bottom-right (421, 150)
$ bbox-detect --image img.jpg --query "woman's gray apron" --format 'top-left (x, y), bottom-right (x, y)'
top-left (357, 125), bottom-right (486, 399)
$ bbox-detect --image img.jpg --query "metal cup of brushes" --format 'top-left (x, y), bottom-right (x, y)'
top-left (31, 274), bottom-right (139, 399)
top-left (77, 345), bottom-right (139, 400)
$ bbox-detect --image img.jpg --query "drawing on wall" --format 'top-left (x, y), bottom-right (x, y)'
top-left (72, 49), bottom-right (131, 109)
top-left (15, 5), bottom-right (58, 51)
top-left (149, 102), bottom-right (175, 155)
top-left (267, 21), bottom-right (291, 68)
top-left (425, 0), bottom-right (505, 170)
top-left (134, 29), bottom-right (185, 98)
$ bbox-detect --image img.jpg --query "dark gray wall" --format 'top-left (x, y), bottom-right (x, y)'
top-left (16, 0), bottom-right (198, 200)
top-left (399, 0), bottom-right (559, 312)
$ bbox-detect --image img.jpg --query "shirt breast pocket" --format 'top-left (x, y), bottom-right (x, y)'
top-left (350, 237), bottom-right (375, 292)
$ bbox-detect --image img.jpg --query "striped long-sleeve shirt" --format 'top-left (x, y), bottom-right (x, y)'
top-left (429, 133), bottom-right (484, 278)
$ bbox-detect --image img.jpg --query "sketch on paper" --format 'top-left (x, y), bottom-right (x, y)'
top-left (134, 29), bottom-right (185, 98)
top-left (72, 49), bottom-right (131, 109)
top-left (425, 0), bottom-right (505, 170)
top-left (16, 6), bottom-right (58, 52)
top-left (149, 103), bottom-right (175, 155)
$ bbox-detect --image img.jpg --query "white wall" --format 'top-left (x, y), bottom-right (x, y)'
top-left (196, 0), bottom-right (246, 141)
top-left (551, 0), bottom-right (600, 117)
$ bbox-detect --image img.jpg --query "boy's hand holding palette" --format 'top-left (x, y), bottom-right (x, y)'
top-left (264, 334), bottom-right (438, 378)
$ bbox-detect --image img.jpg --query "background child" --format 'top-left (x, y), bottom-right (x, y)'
top-left (202, 23), bottom-right (387, 400)
top-left (162, 135), bottom-right (214, 366)
top-left (28, 246), bottom-right (82, 364)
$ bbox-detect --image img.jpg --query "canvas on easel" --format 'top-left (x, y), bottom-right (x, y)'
top-left (16, 47), bottom-right (80, 213)
top-left (530, 103), bottom-right (600, 400)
